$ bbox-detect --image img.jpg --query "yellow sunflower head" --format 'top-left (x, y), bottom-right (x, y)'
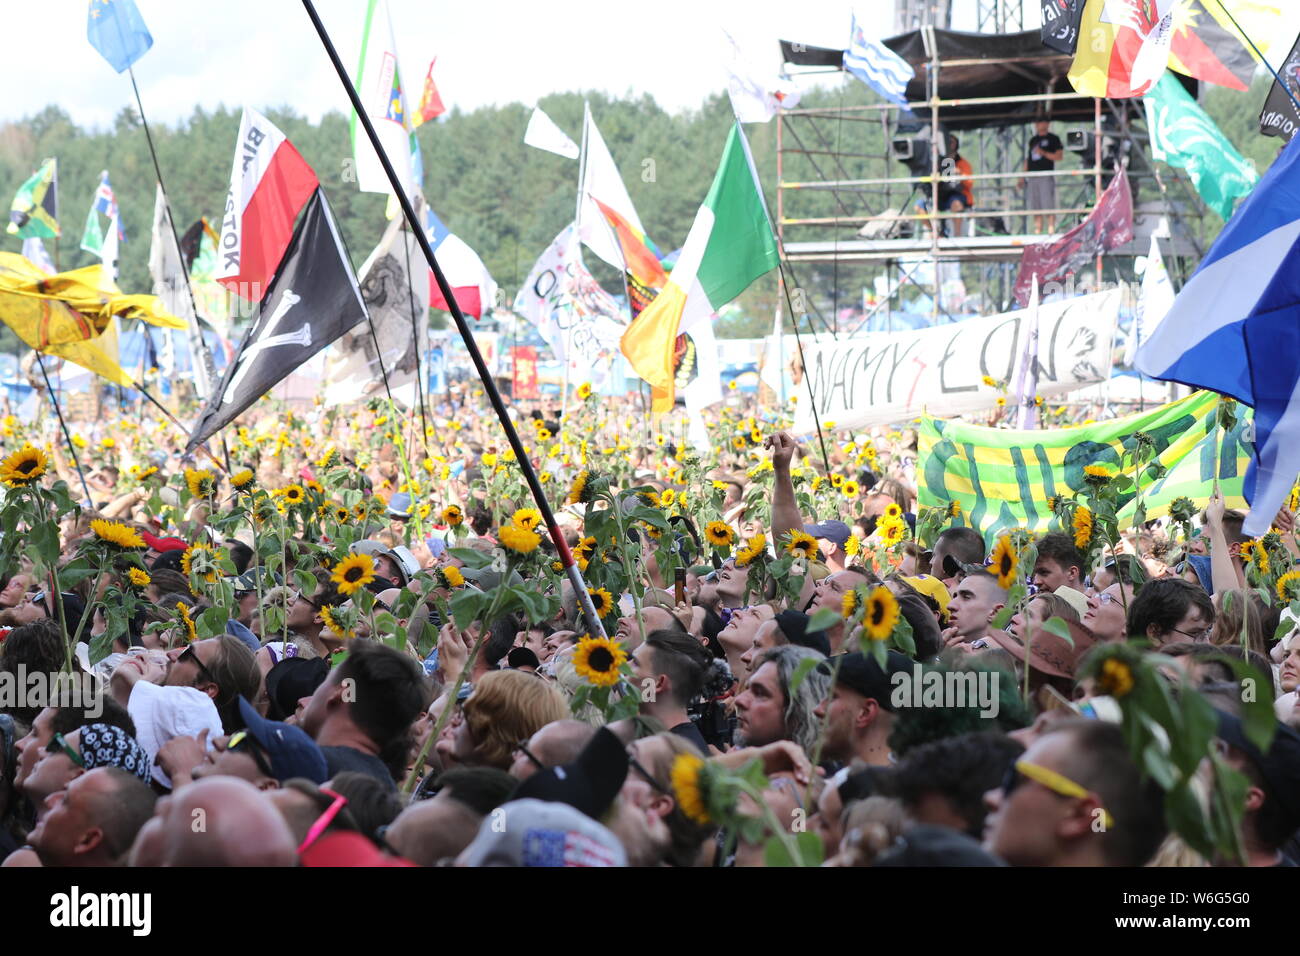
top-left (863, 585), bottom-right (900, 642)
top-left (844, 534), bottom-right (861, 558)
top-left (1097, 657), bottom-right (1135, 698)
top-left (576, 382), bottom-right (593, 401)
top-left (884, 503), bottom-right (902, 520)
top-left (176, 601), bottom-right (198, 644)
top-left (319, 605), bottom-right (355, 641)
top-left (1277, 569), bottom-right (1300, 603)
top-left (499, 525), bottom-right (541, 555)
top-left (185, 468), bottom-right (216, 499)
top-left (842, 588), bottom-right (858, 619)
top-left (229, 469), bottom-right (255, 491)
top-left (587, 587), bottom-right (615, 618)
top-left (991, 535), bottom-right (1019, 589)
top-left (512, 508), bottom-right (543, 532)
top-left (281, 484), bottom-right (305, 505)
top-left (442, 505), bottom-right (464, 526)
top-left (127, 567), bottom-right (151, 589)
top-left (1072, 505), bottom-right (1094, 550)
top-left (670, 752), bottom-right (711, 825)
top-left (180, 545), bottom-right (224, 585)
top-left (90, 518), bottom-right (145, 550)
top-left (786, 530), bottom-right (820, 561)
top-left (572, 636), bottom-right (628, 687)
top-left (0, 445), bottom-right (48, 488)
top-left (439, 565), bottom-right (466, 589)
top-left (567, 470), bottom-right (595, 505)
top-left (705, 522), bottom-right (735, 548)
top-left (331, 553), bottom-right (377, 596)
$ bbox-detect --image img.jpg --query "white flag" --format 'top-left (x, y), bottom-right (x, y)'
top-left (101, 212), bottom-right (120, 282)
top-left (149, 185), bottom-right (211, 398)
top-left (1126, 235), bottom-right (1176, 367)
top-left (723, 30), bottom-right (801, 123)
top-left (21, 237), bottom-right (54, 274)
top-left (524, 107), bottom-right (580, 159)
top-left (352, 0), bottom-right (416, 197)
top-left (577, 104), bottom-right (645, 272)
top-left (683, 317), bottom-right (723, 450)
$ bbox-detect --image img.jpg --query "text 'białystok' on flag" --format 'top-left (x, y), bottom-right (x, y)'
top-left (620, 121), bottom-right (779, 413)
top-left (215, 107), bottom-right (319, 302)
top-left (1135, 134), bottom-right (1300, 536)
top-left (189, 189), bottom-right (367, 451)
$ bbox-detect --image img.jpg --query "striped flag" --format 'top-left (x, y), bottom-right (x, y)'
top-left (351, 0), bottom-right (417, 198)
top-left (843, 13), bottom-right (914, 106)
top-left (620, 122), bottom-right (778, 412)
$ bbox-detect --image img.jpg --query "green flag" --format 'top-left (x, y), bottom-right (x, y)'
top-left (7, 159), bottom-right (59, 239)
top-left (1143, 73), bottom-right (1257, 220)
top-left (918, 390), bottom-right (1254, 545)
top-left (80, 206), bottom-right (104, 256)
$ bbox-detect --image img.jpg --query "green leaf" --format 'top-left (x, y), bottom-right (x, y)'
top-left (788, 655), bottom-right (822, 696)
top-left (448, 547), bottom-right (493, 570)
top-left (1037, 616), bottom-right (1074, 646)
top-left (805, 608), bottom-right (842, 633)
top-left (763, 831), bottom-right (824, 867)
top-left (890, 614), bottom-right (916, 656)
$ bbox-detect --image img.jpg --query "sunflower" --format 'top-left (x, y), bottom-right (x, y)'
top-left (947, 501), bottom-right (962, 519)
top-left (576, 382), bottom-right (593, 401)
top-left (131, 465), bottom-right (159, 481)
top-left (750, 429), bottom-right (763, 444)
top-left (0, 445), bottom-right (48, 488)
top-left (1278, 570), bottom-right (1300, 603)
top-left (731, 437), bottom-right (746, 451)
top-left (995, 397), bottom-right (1006, 408)
top-left (572, 635), bottom-right (627, 687)
top-left (438, 565), bottom-right (465, 589)
top-left (1097, 657), bottom-right (1135, 698)
top-left (1246, 541), bottom-right (1270, 577)
top-left (185, 468), bottom-right (216, 498)
top-left (830, 474), bottom-right (844, 488)
top-left (512, 507), bottom-right (543, 532)
top-left (991, 535), bottom-right (1019, 589)
top-left (536, 428), bottom-right (552, 442)
top-left (229, 469), bottom-right (255, 491)
top-left (1083, 464), bottom-right (1114, 485)
top-left (320, 605), bottom-right (355, 641)
top-left (331, 554), bottom-right (377, 596)
top-left (127, 567), bottom-right (151, 589)
top-left (884, 503), bottom-right (903, 520)
top-left (877, 519), bottom-right (906, 547)
top-left (181, 545), bottom-right (224, 585)
top-left (306, 480), bottom-right (324, 496)
top-left (981, 375), bottom-right (997, 387)
top-left (863, 586), bottom-right (900, 642)
top-left (842, 589), bottom-right (858, 619)
top-left (660, 488), bottom-right (676, 508)
top-left (316, 447), bottom-right (337, 469)
top-left (567, 469), bottom-right (595, 505)
top-left (588, 587), bottom-right (615, 618)
top-left (499, 525), bottom-right (541, 554)
top-left (811, 476), bottom-right (826, 492)
top-left (333, 506), bottom-right (351, 523)
top-left (1072, 506), bottom-right (1094, 550)
top-left (573, 535), bottom-right (598, 561)
top-left (655, 434), bottom-right (666, 447)
top-left (844, 534), bottom-right (861, 558)
top-left (705, 522), bottom-right (735, 548)
top-left (735, 533), bottom-right (768, 568)
top-left (786, 530), bottom-right (820, 561)
top-left (670, 752), bottom-right (711, 825)
top-left (90, 518), bottom-right (145, 550)
top-left (280, 484), bottom-right (305, 505)
top-left (442, 505), bottom-right (464, 527)
top-left (842, 480), bottom-right (860, 498)
top-left (176, 602), bottom-right (198, 644)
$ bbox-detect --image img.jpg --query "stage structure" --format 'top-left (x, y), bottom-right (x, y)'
top-left (773, 16), bottom-right (1209, 338)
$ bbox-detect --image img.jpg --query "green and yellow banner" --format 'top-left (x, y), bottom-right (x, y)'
top-left (918, 390), bottom-right (1253, 544)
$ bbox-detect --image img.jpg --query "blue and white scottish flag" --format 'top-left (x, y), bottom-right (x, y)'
top-left (843, 14), bottom-right (914, 107)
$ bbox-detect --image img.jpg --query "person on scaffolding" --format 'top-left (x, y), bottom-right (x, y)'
top-left (937, 134), bottom-right (974, 237)
top-left (1021, 116), bottom-right (1064, 234)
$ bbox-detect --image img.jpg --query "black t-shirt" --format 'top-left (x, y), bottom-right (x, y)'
top-left (670, 720), bottom-right (709, 754)
top-left (321, 745), bottom-right (396, 791)
top-left (1026, 133), bottom-right (1063, 171)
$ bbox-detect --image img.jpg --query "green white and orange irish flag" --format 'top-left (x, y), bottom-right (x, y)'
top-left (620, 122), bottom-right (778, 413)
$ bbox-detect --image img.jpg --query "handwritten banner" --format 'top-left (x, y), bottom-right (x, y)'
top-left (792, 290), bottom-right (1118, 434)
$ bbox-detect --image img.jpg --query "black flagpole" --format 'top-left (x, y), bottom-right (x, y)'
top-left (302, 0), bottom-right (607, 640)
top-left (34, 353), bottom-right (93, 505)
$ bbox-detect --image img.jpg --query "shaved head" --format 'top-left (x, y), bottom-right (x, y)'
top-left (157, 777), bottom-right (298, 866)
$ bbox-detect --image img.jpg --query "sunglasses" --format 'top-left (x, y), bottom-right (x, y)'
top-left (513, 740), bottom-right (546, 773)
top-left (226, 729), bottom-right (274, 779)
top-left (298, 787), bottom-right (350, 855)
top-left (1002, 759), bottom-right (1114, 829)
top-left (627, 750), bottom-right (671, 796)
top-left (48, 732), bottom-right (85, 768)
top-left (180, 645), bottom-right (216, 687)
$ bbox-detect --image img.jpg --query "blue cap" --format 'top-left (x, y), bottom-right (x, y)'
top-left (225, 618), bottom-right (261, 653)
top-left (236, 696), bottom-right (329, 784)
top-left (388, 492), bottom-right (412, 518)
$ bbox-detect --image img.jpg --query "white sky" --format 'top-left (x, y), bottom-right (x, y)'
top-left (4, 1), bottom-right (1297, 130)
top-left (3, 0), bottom-right (1011, 129)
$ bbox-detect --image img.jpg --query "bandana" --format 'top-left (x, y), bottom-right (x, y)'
top-left (80, 723), bottom-right (152, 784)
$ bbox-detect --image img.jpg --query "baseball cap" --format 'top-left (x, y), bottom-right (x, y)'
top-left (511, 726), bottom-right (628, 820)
top-left (774, 610), bottom-right (831, 657)
top-left (1052, 586), bottom-right (1090, 620)
top-left (142, 531), bottom-right (188, 553)
top-left (1214, 709), bottom-right (1300, 827)
top-left (804, 520), bottom-right (851, 548)
top-left (236, 696), bottom-right (329, 784)
top-left (821, 651), bottom-right (914, 710)
top-left (265, 657), bottom-right (331, 723)
top-left (902, 575), bottom-right (951, 620)
top-left (457, 798), bottom-right (627, 867)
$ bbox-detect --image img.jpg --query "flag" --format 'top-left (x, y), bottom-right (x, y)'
top-left (351, 0), bottom-right (417, 197)
top-left (423, 205), bottom-right (497, 318)
top-left (1042, 0), bottom-right (1087, 55)
top-left (80, 170), bottom-right (123, 255)
top-left (683, 316), bottom-right (722, 450)
top-left (918, 390), bottom-right (1252, 544)
top-left (593, 197), bottom-right (666, 317)
top-left (1013, 167), bottom-right (1134, 306)
top-left (22, 238), bottom-right (55, 274)
top-left (1144, 74), bottom-right (1257, 220)
top-left (101, 213), bottom-right (120, 283)
top-left (1166, 0), bottom-right (1279, 91)
top-left (411, 58), bottom-right (445, 128)
top-left (151, 185), bottom-right (214, 398)
top-left (1013, 276), bottom-right (1040, 429)
top-left (323, 203), bottom-right (431, 406)
top-left (1135, 133), bottom-right (1300, 535)
top-left (7, 159), bottom-right (59, 239)
top-left (524, 107), bottom-right (580, 159)
top-left (843, 12), bottom-right (914, 106)
top-left (215, 107), bottom-right (319, 301)
top-left (80, 208), bottom-right (104, 257)
top-left (180, 217), bottom-right (231, 334)
top-left (577, 104), bottom-right (647, 272)
top-left (513, 224), bottom-right (626, 391)
top-left (1260, 34), bottom-right (1300, 141)
top-left (189, 189), bottom-right (367, 451)
top-left (1126, 235), bottom-right (1176, 366)
top-left (87, 0), bottom-right (152, 73)
top-left (620, 122), bottom-right (779, 413)
top-left (1068, 0), bottom-right (1168, 97)
top-left (723, 29), bottom-right (801, 123)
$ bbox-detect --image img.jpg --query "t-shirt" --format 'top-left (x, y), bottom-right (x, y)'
top-left (1026, 133), bottom-right (1063, 171)
top-left (670, 720), bottom-right (709, 754)
top-left (321, 745), bottom-right (396, 791)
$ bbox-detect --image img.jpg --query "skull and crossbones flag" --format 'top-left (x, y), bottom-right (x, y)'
top-left (187, 187), bottom-right (367, 452)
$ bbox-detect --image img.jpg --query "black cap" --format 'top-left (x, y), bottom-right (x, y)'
top-left (511, 726), bottom-right (628, 820)
top-left (265, 657), bottom-right (330, 722)
top-left (1214, 709), bottom-right (1300, 825)
top-left (873, 824), bottom-right (1005, 866)
top-left (821, 650), bottom-right (914, 710)
top-left (507, 647), bottom-right (541, 670)
top-left (775, 610), bottom-right (831, 657)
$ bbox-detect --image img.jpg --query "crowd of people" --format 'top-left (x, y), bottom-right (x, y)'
top-left (0, 382), bottom-right (1296, 868)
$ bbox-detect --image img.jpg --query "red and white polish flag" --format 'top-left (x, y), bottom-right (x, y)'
top-left (216, 107), bottom-right (319, 300)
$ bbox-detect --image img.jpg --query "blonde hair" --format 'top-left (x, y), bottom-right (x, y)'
top-left (464, 669), bottom-right (570, 769)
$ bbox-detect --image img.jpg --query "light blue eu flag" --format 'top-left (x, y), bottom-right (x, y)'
top-left (88, 0), bottom-right (153, 73)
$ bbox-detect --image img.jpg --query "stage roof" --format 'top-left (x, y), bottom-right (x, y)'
top-left (779, 29), bottom-right (1198, 130)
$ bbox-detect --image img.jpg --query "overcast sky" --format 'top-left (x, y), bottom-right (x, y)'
top-left (7, 0), bottom-right (1009, 129)
top-left (6, 1), bottom-right (1298, 131)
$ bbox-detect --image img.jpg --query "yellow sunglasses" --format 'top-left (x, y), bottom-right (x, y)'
top-left (1004, 759), bottom-right (1115, 830)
